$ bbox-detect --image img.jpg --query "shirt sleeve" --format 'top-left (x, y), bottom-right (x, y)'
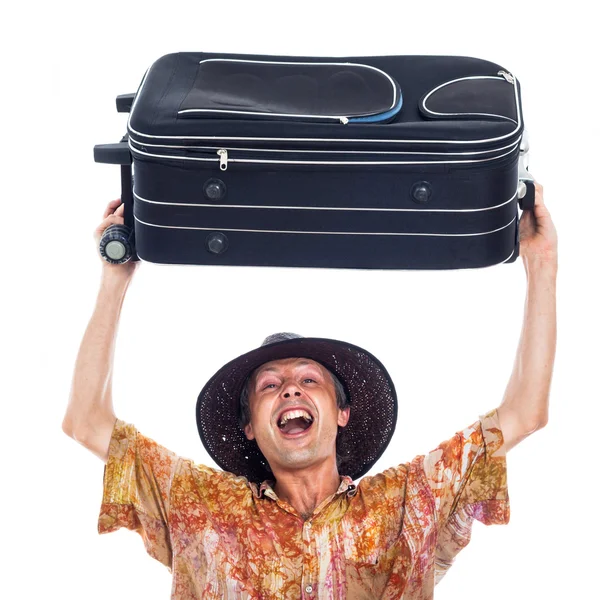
top-left (98, 418), bottom-right (180, 572)
top-left (421, 408), bottom-right (510, 583)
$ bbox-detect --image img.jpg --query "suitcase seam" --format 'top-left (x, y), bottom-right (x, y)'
top-left (151, 54), bottom-right (182, 128)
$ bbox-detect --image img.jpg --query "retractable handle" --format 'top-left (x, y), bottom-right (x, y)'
top-left (517, 130), bottom-right (535, 211)
top-left (116, 93), bottom-right (135, 113)
top-left (94, 133), bottom-right (138, 264)
top-left (94, 141), bottom-right (131, 165)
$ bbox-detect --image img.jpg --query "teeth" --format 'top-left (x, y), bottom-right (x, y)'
top-left (279, 410), bottom-right (313, 427)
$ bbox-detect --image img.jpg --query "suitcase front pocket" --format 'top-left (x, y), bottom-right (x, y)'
top-left (177, 58), bottom-right (402, 124)
top-left (419, 72), bottom-right (519, 125)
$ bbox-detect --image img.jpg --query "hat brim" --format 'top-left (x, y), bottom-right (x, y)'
top-left (196, 337), bottom-right (397, 483)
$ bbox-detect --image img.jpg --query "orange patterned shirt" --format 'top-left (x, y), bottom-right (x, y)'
top-left (98, 408), bottom-right (509, 599)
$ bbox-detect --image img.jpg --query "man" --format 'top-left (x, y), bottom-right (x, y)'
top-left (62, 182), bottom-right (557, 599)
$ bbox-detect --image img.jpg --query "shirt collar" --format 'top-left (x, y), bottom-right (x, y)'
top-left (250, 475), bottom-right (357, 500)
top-left (338, 475), bottom-right (358, 497)
top-left (250, 480), bottom-right (277, 500)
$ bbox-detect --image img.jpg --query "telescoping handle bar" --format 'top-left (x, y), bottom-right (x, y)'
top-left (94, 134), bottom-right (137, 264)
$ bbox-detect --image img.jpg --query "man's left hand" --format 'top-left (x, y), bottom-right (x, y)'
top-left (518, 182), bottom-right (558, 269)
top-left (497, 180), bottom-right (557, 452)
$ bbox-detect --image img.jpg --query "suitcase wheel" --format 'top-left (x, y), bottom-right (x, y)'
top-left (99, 224), bottom-right (135, 264)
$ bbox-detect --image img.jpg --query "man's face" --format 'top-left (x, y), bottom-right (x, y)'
top-left (243, 357), bottom-right (350, 474)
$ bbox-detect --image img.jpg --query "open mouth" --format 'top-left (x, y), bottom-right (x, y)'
top-left (277, 409), bottom-right (314, 436)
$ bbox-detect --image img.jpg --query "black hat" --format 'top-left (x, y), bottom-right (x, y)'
top-left (196, 333), bottom-right (397, 483)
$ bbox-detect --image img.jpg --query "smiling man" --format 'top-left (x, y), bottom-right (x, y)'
top-left (242, 356), bottom-right (351, 515)
top-left (63, 182), bottom-right (557, 599)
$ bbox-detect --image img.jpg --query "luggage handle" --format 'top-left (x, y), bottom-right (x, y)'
top-left (116, 93), bottom-right (135, 113)
top-left (94, 138), bottom-right (132, 165)
top-left (517, 130), bottom-right (535, 211)
top-left (94, 134), bottom-right (138, 264)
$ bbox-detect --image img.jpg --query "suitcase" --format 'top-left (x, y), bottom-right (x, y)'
top-left (94, 52), bottom-right (536, 270)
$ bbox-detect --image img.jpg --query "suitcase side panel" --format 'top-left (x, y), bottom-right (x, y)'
top-left (133, 224), bottom-right (518, 270)
top-left (131, 154), bottom-right (519, 270)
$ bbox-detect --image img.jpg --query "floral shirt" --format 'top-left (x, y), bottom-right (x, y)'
top-left (98, 408), bottom-right (509, 599)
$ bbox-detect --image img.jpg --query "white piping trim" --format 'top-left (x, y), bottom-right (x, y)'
top-left (422, 76), bottom-right (518, 124)
top-left (178, 108), bottom-right (352, 121)
top-left (128, 121), bottom-right (520, 146)
top-left (133, 215), bottom-right (516, 237)
top-left (129, 142), bottom-right (517, 166)
top-left (501, 248), bottom-right (516, 263)
top-left (133, 189), bottom-right (518, 213)
top-left (129, 139), bottom-right (519, 158)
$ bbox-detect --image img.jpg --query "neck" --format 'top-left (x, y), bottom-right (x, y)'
top-left (271, 459), bottom-right (342, 520)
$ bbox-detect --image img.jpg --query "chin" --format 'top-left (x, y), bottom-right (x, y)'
top-left (277, 447), bottom-right (326, 470)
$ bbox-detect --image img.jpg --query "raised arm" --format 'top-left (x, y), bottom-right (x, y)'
top-left (496, 183), bottom-right (558, 452)
top-left (62, 199), bottom-right (140, 462)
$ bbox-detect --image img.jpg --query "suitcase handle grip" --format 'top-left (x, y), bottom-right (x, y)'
top-left (116, 93), bottom-right (135, 113)
top-left (94, 141), bottom-right (132, 165)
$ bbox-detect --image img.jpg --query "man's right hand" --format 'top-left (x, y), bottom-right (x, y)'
top-left (95, 198), bottom-right (140, 280)
top-left (62, 198), bottom-right (138, 455)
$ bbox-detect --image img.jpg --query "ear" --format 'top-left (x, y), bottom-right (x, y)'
top-left (244, 422), bottom-right (255, 440)
top-left (337, 407), bottom-right (350, 428)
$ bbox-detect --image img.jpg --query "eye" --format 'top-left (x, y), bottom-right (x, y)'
top-left (262, 382), bottom-right (279, 390)
top-left (302, 378), bottom-right (317, 384)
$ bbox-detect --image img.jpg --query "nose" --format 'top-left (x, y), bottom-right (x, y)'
top-left (281, 381), bottom-right (302, 399)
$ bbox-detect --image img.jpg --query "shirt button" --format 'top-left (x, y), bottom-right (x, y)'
top-left (305, 585), bottom-right (313, 593)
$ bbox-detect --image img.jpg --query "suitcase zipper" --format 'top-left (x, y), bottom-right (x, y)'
top-left (135, 140), bottom-right (518, 157)
top-left (181, 111), bottom-right (353, 125)
top-left (134, 143), bottom-right (518, 170)
top-left (218, 148), bottom-right (229, 171)
top-left (497, 70), bottom-right (515, 84)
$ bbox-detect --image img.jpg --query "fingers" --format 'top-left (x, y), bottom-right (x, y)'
top-left (103, 198), bottom-right (123, 219)
top-left (98, 200), bottom-right (125, 235)
top-left (94, 199), bottom-right (137, 267)
top-left (94, 213), bottom-right (124, 239)
top-left (533, 181), bottom-right (544, 205)
top-left (530, 181), bottom-right (555, 229)
top-left (531, 181), bottom-right (551, 218)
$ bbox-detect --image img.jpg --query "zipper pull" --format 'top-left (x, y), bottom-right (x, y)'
top-left (498, 70), bottom-right (515, 84)
top-left (217, 149), bottom-right (228, 171)
top-left (340, 117), bottom-right (349, 124)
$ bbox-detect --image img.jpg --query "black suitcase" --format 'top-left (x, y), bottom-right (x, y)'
top-left (94, 52), bottom-right (536, 270)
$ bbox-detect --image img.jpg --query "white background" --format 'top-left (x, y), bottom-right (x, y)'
top-left (3, 1), bottom-right (598, 598)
